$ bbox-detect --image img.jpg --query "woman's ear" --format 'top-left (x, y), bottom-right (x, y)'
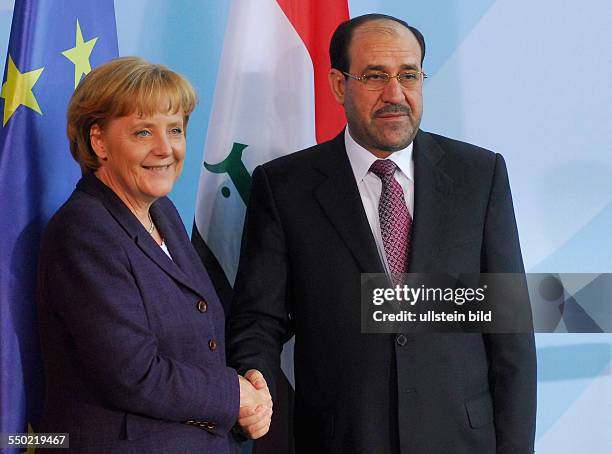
top-left (89, 124), bottom-right (108, 161)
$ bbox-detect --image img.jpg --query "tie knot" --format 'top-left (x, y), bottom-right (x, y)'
top-left (369, 159), bottom-right (398, 179)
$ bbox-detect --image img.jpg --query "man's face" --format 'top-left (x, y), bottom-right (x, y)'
top-left (331, 20), bottom-right (424, 157)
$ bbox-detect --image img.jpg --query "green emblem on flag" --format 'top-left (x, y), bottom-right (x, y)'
top-left (204, 142), bottom-right (251, 204)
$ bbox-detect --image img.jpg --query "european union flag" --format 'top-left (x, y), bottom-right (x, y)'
top-left (0, 0), bottom-right (118, 447)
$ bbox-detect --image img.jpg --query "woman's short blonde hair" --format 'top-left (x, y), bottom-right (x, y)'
top-left (67, 56), bottom-right (197, 174)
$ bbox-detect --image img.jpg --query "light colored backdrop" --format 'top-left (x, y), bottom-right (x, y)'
top-left (2, 0), bottom-right (611, 451)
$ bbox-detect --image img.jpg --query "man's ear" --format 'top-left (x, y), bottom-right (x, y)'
top-left (328, 68), bottom-right (346, 105)
top-left (89, 124), bottom-right (108, 161)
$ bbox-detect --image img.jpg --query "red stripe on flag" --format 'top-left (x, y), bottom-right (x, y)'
top-left (276, 0), bottom-right (349, 143)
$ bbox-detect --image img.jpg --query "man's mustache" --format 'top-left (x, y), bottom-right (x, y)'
top-left (374, 104), bottom-right (411, 117)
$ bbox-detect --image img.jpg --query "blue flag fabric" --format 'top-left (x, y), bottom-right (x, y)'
top-left (0, 0), bottom-right (118, 445)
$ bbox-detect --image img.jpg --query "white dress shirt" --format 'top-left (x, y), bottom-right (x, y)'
top-left (159, 239), bottom-right (173, 260)
top-left (344, 127), bottom-right (414, 274)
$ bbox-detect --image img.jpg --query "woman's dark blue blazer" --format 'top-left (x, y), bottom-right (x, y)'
top-left (37, 173), bottom-right (239, 453)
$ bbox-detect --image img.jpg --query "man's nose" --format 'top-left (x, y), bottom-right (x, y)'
top-left (380, 76), bottom-right (405, 103)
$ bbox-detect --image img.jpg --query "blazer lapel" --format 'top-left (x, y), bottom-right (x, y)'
top-left (150, 203), bottom-right (192, 273)
top-left (77, 174), bottom-right (205, 297)
top-left (313, 133), bottom-right (385, 274)
top-left (409, 130), bottom-right (456, 272)
top-left (150, 202), bottom-right (211, 299)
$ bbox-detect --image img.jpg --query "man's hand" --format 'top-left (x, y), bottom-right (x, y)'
top-left (238, 369), bottom-right (273, 439)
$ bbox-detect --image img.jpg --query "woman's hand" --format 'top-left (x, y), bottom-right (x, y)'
top-left (238, 369), bottom-right (273, 439)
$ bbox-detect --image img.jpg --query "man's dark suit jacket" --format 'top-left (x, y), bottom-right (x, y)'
top-left (228, 130), bottom-right (537, 454)
top-left (37, 173), bottom-right (239, 453)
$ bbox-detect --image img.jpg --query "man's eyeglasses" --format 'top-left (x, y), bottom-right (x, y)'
top-left (342, 70), bottom-right (428, 91)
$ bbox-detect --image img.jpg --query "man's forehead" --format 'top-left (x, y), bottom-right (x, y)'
top-left (352, 20), bottom-right (418, 45)
top-left (349, 20), bottom-right (421, 65)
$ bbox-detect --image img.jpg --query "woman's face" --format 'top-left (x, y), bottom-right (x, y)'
top-left (91, 109), bottom-right (186, 208)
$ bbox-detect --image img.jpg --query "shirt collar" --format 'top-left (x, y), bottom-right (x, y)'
top-left (344, 126), bottom-right (414, 183)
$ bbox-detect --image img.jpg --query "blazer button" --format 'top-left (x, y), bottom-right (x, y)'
top-left (396, 334), bottom-right (407, 346)
top-left (208, 338), bottom-right (217, 351)
top-left (196, 299), bottom-right (208, 313)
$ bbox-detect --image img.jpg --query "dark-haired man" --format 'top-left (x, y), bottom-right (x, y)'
top-left (229, 13), bottom-right (536, 454)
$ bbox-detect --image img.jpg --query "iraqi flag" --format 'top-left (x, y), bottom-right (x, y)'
top-left (192, 0), bottom-right (348, 450)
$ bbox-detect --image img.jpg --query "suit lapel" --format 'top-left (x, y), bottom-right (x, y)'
top-left (150, 203), bottom-right (191, 273)
top-left (134, 228), bottom-right (199, 293)
top-left (153, 200), bottom-right (229, 313)
top-left (77, 174), bottom-right (206, 298)
top-left (313, 133), bottom-right (385, 274)
top-left (147, 202), bottom-right (210, 295)
top-left (409, 131), bottom-right (456, 272)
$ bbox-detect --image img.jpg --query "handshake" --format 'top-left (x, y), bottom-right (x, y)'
top-left (237, 369), bottom-right (273, 439)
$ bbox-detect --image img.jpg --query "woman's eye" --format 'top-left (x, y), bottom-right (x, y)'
top-left (170, 128), bottom-right (183, 135)
top-left (136, 130), bottom-right (151, 137)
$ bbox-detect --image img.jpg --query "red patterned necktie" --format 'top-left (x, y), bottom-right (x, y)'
top-left (369, 159), bottom-right (412, 285)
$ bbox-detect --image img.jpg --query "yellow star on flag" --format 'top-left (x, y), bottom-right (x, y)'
top-left (23, 422), bottom-right (37, 454)
top-left (62, 19), bottom-right (98, 89)
top-left (0, 55), bottom-right (44, 126)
